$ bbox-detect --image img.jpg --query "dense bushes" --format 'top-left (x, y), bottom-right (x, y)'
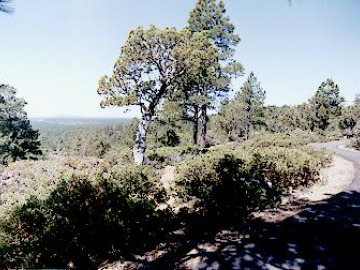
top-left (0, 155), bottom-right (154, 220)
top-left (238, 135), bottom-right (331, 191)
top-left (0, 132), bottom-right (332, 268)
top-left (0, 169), bottom-right (173, 269)
top-left (241, 133), bottom-right (309, 148)
top-left (35, 121), bottom-right (134, 159)
top-left (176, 154), bottom-right (275, 231)
top-left (146, 145), bottom-right (201, 166)
top-left (241, 147), bottom-right (331, 191)
top-left (174, 135), bottom-right (331, 233)
top-left (0, 156), bottom-right (101, 220)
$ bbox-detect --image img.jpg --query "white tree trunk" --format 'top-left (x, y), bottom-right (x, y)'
top-left (133, 115), bottom-right (151, 164)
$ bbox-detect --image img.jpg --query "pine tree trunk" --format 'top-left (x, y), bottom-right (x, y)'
top-left (192, 106), bottom-right (199, 145)
top-left (133, 114), bottom-right (151, 164)
top-left (245, 111), bottom-right (251, 140)
top-left (199, 104), bottom-right (207, 149)
top-left (245, 119), bottom-right (250, 140)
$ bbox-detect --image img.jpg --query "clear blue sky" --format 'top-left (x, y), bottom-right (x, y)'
top-left (0, 0), bottom-right (359, 118)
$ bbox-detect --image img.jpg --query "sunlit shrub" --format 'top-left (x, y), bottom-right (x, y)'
top-left (0, 171), bottom-right (173, 269)
top-left (0, 152), bottom-right (155, 221)
top-left (175, 153), bottom-right (276, 232)
top-left (146, 145), bottom-right (202, 166)
top-left (241, 133), bottom-right (308, 148)
top-left (241, 146), bottom-right (331, 191)
top-left (174, 143), bottom-right (331, 232)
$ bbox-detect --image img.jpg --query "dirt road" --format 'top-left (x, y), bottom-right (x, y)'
top-left (311, 140), bottom-right (360, 191)
top-left (151, 141), bottom-right (360, 269)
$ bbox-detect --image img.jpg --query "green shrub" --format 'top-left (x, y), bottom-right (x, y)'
top-left (174, 144), bottom-right (331, 232)
top-left (225, 133), bottom-right (333, 191)
top-left (0, 152), bottom-right (149, 220)
top-left (102, 148), bottom-right (133, 166)
top-left (175, 153), bottom-right (276, 231)
top-left (146, 145), bottom-right (201, 166)
top-left (241, 133), bottom-right (309, 148)
top-left (0, 171), bottom-right (173, 269)
top-left (241, 146), bottom-right (331, 191)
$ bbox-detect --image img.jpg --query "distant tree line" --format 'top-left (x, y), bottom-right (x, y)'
top-left (214, 77), bottom-right (359, 140)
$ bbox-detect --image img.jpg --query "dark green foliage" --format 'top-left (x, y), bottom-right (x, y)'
top-left (188, 0), bottom-right (240, 59)
top-left (216, 72), bottom-right (266, 141)
top-left (98, 26), bottom-right (220, 163)
top-left (237, 73), bottom-right (266, 122)
top-left (0, 129), bottom-right (333, 268)
top-left (246, 147), bottom-right (329, 192)
top-left (185, 0), bottom-right (244, 148)
top-left (241, 132), bottom-right (308, 148)
top-left (262, 104), bottom-right (312, 133)
top-left (146, 145), bottom-right (201, 166)
top-left (35, 120), bottom-right (135, 159)
top-left (176, 134), bottom-right (331, 230)
top-left (176, 153), bottom-right (275, 232)
top-left (339, 107), bottom-right (357, 137)
top-left (149, 107), bottom-right (181, 148)
top-left (237, 134), bottom-right (331, 191)
top-left (309, 79), bottom-right (345, 132)
top-left (0, 171), bottom-right (173, 269)
top-left (214, 98), bottom-right (247, 141)
top-left (0, 85), bottom-right (42, 165)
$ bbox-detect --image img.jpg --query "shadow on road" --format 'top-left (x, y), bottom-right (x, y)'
top-left (146, 191), bottom-right (360, 269)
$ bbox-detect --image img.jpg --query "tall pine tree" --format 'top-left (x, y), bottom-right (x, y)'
top-left (308, 79), bottom-right (345, 132)
top-left (217, 72), bottom-right (265, 140)
top-left (98, 26), bottom-right (219, 163)
top-left (187, 0), bottom-right (243, 149)
top-left (236, 72), bottom-right (266, 139)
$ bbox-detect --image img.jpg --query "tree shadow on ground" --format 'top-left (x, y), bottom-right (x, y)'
top-left (145, 191), bottom-right (360, 269)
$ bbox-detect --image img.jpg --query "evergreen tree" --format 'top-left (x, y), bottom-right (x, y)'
top-left (339, 106), bottom-right (357, 137)
top-left (353, 94), bottom-right (360, 123)
top-left (187, 0), bottom-right (243, 149)
top-left (151, 93), bottom-right (183, 147)
top-left (236, 72), bottom-right (266, 139)
top-left (215, 72), bottom-right (265, 141)
top-left (0, 84), bottom-right (42, 165)
top-left (98, 26), bottom-right (218, 163)
top-left (308, 79), bottom-right (345, 132)
top-left (216, 98), bottom-right (247, 141)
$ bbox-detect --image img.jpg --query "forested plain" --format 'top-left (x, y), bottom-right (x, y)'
top-left (0, 0), bottom-right (360, 268)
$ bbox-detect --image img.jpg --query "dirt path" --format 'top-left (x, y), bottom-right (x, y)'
top-left (160, 165), bottom-right (175, 192)
top-left (292, 155), bottom-right (354, 202)
top-left (311, 139), bottom-right (360, 191)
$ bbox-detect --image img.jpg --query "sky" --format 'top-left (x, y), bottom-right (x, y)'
top-left (0, 0), bottom-right (359, 118)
